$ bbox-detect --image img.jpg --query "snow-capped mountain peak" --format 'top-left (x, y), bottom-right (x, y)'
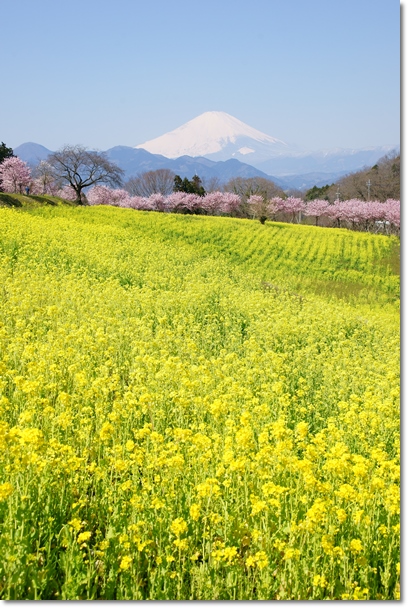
top-left (135, 111), bottom-right (289, 160)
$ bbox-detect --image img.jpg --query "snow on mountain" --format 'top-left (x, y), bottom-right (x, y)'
top-left (135, 111), bottom-right (289, 160)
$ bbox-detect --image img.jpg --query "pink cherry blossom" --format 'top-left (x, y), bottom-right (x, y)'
top-left (0, 157), bottom-right (31, 193)
top-left (304, 199), bottom-right (330, 225)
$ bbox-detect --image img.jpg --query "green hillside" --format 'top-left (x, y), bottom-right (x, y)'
top-left (0, 192), bottom-right (75, 208)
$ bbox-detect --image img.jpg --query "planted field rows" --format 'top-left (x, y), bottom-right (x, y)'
top-left (0, 206), bottom-right (400, 599)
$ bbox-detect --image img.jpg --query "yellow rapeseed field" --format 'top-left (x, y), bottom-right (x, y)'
top-left (0, 205), bottom-right (399, 599)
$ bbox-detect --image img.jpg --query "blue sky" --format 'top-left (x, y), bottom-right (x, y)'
top-left (1, 0), bottom-right (400, 152)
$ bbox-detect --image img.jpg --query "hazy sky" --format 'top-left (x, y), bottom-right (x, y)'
top-left (2, 0), bottom-right (400, 152)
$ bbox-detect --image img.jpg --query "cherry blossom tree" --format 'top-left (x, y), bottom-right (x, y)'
top-left (31, 161), bottom-right (60, 195)
top-left (280, 197), bottom-right (305, 223)
top-left (383, 199), bottom-right (400, 233)
top-left (304, 199), bottom-right (330, 226)
top-left (57, 185), bottom-right (77, 201)
top-left (193, 191), bottom-right (241, 216)
top-left (325, 201), bottom-right (347, 227)
top-left (146, 193), bottom-right (168, 212)
top-left (200, 192), bottom-right (224, 215)
top-left (0, 157), bottom-right (31, 193)
top-left (268, 197), bottom-right (284, 220)
top-left (247, 194), bottom-right (267, 223)
top-left (165, 192), bottom-right (201, 214)
top-left (87, 185), bottom-right (131, 207)
top-left (126, 196), bottom-right (145, 210)
top-left (217, 192), bottom-right (241, 215)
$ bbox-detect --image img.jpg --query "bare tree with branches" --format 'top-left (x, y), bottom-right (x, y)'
top-left (316, 152), bottom-right (400, 202)
top-left (224, 176), bottom-right (285, 201)
top-left (48, 145), bottom-right (124, 204)
top-left (125, 169), bottom-right (175, 197)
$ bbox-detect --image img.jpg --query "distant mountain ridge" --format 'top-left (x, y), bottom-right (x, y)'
top-left (13, 143), bottom-right (275, 185)
top-left (14, 125), bottom-right (399, 192)
top-left (255, 145), bottom-right (399, 176)
top-left (104, 146), bottom-right (275, 182)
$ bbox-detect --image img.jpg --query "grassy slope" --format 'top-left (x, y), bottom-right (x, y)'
top-left (0, 192), bottom-right (75, 208)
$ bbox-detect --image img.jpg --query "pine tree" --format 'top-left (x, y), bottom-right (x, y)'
top-left (0, 142), bottom-right (14, 165)
top-left (173, 174), bottom-right (205, 196)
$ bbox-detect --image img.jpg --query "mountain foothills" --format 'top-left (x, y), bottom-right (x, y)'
top-left (12, 112), bottom-right (399, 192)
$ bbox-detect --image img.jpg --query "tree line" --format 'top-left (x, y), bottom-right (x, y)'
top-left (0, 142), bottom-right (400, 234)
top-left (304, 152), bottom-right (400, 202)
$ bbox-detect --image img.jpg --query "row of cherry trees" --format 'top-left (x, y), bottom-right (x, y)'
top-left (86, 186), bottom-right (400, 234)
top-left (87, 186), bottom-right (243, 215)
top-left (246, 194), bottom-right (400, 233)
top-left (0, 157), bottom-right (400, 234)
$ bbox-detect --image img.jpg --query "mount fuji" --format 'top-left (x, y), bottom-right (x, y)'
top-left (135, 111), bottom-right (291, 164)
top-left (135, 111), bottom-right (398, 179)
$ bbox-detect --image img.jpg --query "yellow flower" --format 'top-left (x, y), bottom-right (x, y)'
top-left (304, 498), bottom-right (327, 529)
top-left (313, 574), bottom-right (327, 588)
top-left (353, 509), bottom-right (365, 524)
top-left (336, 508), bottom-right (347, 523)
top-left (283, 548), bottom-right (300, 561)
top-left (120, 480), bottom-right (132, 492)
top-left (223, 546), bottom-right (238, 563)
top-left (273, 539), bottom-right (286, 552)
top-left (255, 551), bottom-right (269, 569)
top-left (119, 555), bottom-right (132, 571)
top-left (335, 483), bottom-right (357, 501)
top-left (209, 512), bottom-right (222, 525)
top-left (196, 478), bottom-right (221, 498)
top-left (173, 538), bottom-right (188, 550)
top-left (321, 534), bottom-right (334, 555)
top-left (151, 496), bottom-right (166, 510)
top-left (68, 518), bottom-right (83, 532)
top-left (352, 586), bottom-right (368, 600)
top-left (190, 503), bottom-right (201, 521)
top-left (250, 494), bottom-right (268, 516)
top-left (99, 421), bottom-right (114, 441)
top-left (77, 531), bottom-right (92, 544)
top-left (0, 482), bottom-right (13, 501)
top-left (295, 421), bottom-right (308, 440)
top-left (170, 517), bottom-right (187, 536)
top-left (350, 539), bottom-right (363, 554)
